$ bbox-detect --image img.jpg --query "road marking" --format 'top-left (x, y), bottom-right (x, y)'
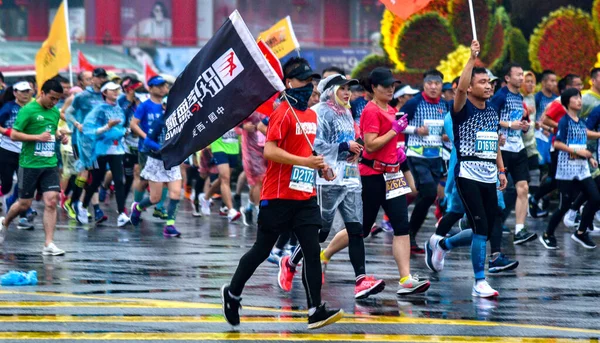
top-left (0, 332), bottom-right (591, 342)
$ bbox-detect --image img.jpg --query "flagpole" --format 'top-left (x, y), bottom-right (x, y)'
top-left (63, 0), bottom-right (73, 86)
top-left (468, 0), bottom-right (478, 41)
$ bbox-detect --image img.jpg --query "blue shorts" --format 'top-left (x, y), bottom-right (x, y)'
top-left (211, 152), bottom-right (238, 168)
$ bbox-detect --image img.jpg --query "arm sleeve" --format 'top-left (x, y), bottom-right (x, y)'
top-left (555, 118), bottom-right (567, 143)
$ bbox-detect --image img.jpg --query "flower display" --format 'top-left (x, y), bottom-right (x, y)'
top-left (436, 45), bottom-right (471, 82)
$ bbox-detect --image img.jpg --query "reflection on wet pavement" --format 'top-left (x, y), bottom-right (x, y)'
top-left (0, 198), bottom-right (599, 342)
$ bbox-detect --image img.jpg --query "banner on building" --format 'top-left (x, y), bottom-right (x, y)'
top-left (258, 16), bottom-right (300, 59)
top-left (160, 10), bottom-right (285, 169)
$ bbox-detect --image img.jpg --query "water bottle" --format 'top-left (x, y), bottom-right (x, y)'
top-left (0, 270), bottom-right (38, 286)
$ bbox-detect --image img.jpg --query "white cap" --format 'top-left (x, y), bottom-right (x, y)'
top-left (394, 85), bottom-right (419, 98)
top-left (486, 69), bottom-right (498, 82)
top-left (100, 81), bottom-right (121, 93)
top-left (13, 81), bottom-right (32, 92)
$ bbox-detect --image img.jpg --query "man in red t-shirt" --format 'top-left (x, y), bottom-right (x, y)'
top-left (221, 57), bottom-right (343, 330)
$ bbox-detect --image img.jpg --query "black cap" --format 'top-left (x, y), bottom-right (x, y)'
top-left (92, 68), bottom-right (108, 78)
top-left (285, 63), bottom-right (321, 81)
top-left (323, 75), bottom-right (359, 92)
top-left (369, 67), bottom-right (401, 87)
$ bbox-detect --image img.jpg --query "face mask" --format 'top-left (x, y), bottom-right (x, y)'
top-left (284, 83), bottom-right (314, 111)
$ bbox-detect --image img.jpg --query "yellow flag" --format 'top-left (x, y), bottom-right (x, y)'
top-left (35, 1), bottom-right (71, 89)
top-left (258, 16), bottom-right (300, 59)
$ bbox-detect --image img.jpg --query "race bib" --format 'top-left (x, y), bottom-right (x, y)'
top-left (289, 165), bottom-right (315, 193)
top-left (384, 171), bottom-right (411, 200)
top-left (222, 129), bottom-right (238, 144)
top-left (342, 163), bottom-right (359, 185)
top-left (568, 144), bottom-right (587, 165)
top-left (475, 131), bottom-right (498, 159)
top-left (423, 119), bottom-right (444, 145)
top-left (34, 136), bottom-right (56, 158)
top-left (256, 131), bottom-right (266, 147)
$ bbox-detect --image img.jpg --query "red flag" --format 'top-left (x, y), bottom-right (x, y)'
top-left (257, 40), bottom-right (283, 80)
top-left (144, 59), bottom-right (159, 84)
top-left (78, 50), bottom-right (94, 71)
top-left (379, 0), bottom-right (432, 19)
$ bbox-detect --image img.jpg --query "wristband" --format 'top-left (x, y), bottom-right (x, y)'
top-left (498, 167), bottom-right (506, 174)
top-left (404, 125), bottom-right (416, 134)
top-left (3, 128), bottom-right (12, 137)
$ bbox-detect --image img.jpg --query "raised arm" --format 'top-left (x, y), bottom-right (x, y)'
top-left (454, 40), bottom-right (480, 114)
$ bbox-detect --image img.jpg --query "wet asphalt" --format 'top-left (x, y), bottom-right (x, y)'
top-left (0, 193), bottom-right (599, 342)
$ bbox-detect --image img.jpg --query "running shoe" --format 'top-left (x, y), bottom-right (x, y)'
top-left (99, 185), bottom-right (107, 203)
top-left (320, 251), bottom-right (328, 285)
top-left (472, 280), bottom-right (499, 298)
top-left (17, 218), bottom-right (34, 230)
top-left (153, 208), bottom-right (168, 219)
top-left (513, 228), bottom-right (537, 245)
top-left (458, 216), bottom-right (470, 230)
top-left (184, 185), bottom-right (192, 201)
top-left (278, 255), bottom-right (296, 292)
top-left (59, 192), bottom-right (67, 210)
top-left (227, 208), bottom-right (241, 222)
top-left (0, 217), bottom-right (5, 244)
top-left (5, 193), bottom-right (16, 213)
top-left (410, 242), bottom-right (425, 255)
top-left (563, 209), bottom-right (578, 228)
top-left (27, 208), bottom-right (37, 222)
top-left (396, 274), bottom-right (430, 295)
top-left (130, 202), bottom-right (142, 226)
top-left (219, 206), bottom-right (229, 216)
top-left (267, 249), bottom-right (284, 264)
top-left (528, 195), bottom-right (547, 218)
top-left (539, 233), bottom-right (558, 250)
top-left (42, 242), bottom-right (65, 256)
top-left (381, 219), bottom-right (393, 232)
top-left (307, 303), bottom-right (343, 330)
top-left (502, 225), bottom-right (511, 235)
top-left (199, 194), bottom-right (211, 216)
top-left (241, 207), bottom-right (253, 226)
top-left (354, 276), bottom-right (385, 299)
top-left (163, 225), bottom-right (181, 238)
top-left (64, 199), bottom-right (76, 219)
top-left (488, 253), bottom-right (519, 273)
top-left (192, 200), bottom-right (202, 217)
top-left (221, 284), bottom-right (241, 326)
top-left (117, 213), bottom-right (130, 227)
top-left (95, 208), bottom-right (107, 224)
top-left (74, 202), bottom-right (89, 225)
top-left (571, 231), bottom-right (596, 249)
top-left (426, 235), bottom-right (446, 272)
top-left (370, 224), bottom-right (383, 236)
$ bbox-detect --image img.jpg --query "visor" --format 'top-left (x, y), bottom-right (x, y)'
top-left (148, 76), bottom-right (167, 87)
top-left (100, 82), bottom-right (121, 93)
top-left (13, 81), bottom-right (32, 92)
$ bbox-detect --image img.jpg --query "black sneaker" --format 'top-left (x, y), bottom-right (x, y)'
top-left (571, 231), bottom-right (596, 249)
top-left (221, 284), bottom-right (242, 326)
top-left (513, 228), bottom-right (537, 245)
top-left (528, 196), bottom-right (540, 218)
top-left (488, 253), bottom-right (519, 273)
top-left (307, 303), bottom-right (343, 330)
top-left (233, 194), bottom-right (242, 212)
top-left (539, 233), bottom-right (558, 250)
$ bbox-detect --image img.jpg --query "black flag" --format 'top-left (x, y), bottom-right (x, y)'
top-left (160, 10), bottom-right (285, 169)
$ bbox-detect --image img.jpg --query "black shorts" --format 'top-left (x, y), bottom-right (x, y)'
top-left (257, 197), bottom-right (322, 235)
top-left (527, 155), bottom-right (539, 171)
top-left (18, 167), bottom-right (61, 199)
top-left (501, 149), bottom-right (530, 183)
top-left (407, 156), bottom-right (444, 189)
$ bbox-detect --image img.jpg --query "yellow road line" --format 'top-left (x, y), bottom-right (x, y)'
top-left (0, 332), bottom-right (591, 342)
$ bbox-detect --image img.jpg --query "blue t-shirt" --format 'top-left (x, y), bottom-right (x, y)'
top-left (586, 105), bottom-right (600, 159)
top-left (556, 115), bottom-right (590, 181)
top-left (534, 91), bottom-right (557, 116)
top-left (133, 99), bottom-right (163, 152)
top-left (401, 93), bottom-right (449, 158)
top-left (0, 101), bottom-right (23, 153)
top-left (490, 86), bottom-right (525, 153)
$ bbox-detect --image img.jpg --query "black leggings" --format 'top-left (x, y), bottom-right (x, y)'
top-left (186, 166), bottom-right (205, 201)
top-left (123, 153), bottom-right (137, 202)
top-left (230, 198), bottom-right (322, 308)
top-left (456, 177), bottom-right (497, 239)
top-left (533, 150), bottom-right (558, 202)
top-left (361, 174), bottom-right (409, 237)
top-left (547, 178), bottom-right (600, 235)
top-left (83, 155), bottom-right (126, 212)
top-left (0, 148), bottom-right (19, 195)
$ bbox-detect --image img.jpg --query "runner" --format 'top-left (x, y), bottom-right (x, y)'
top-left (221, 57), bottom-right (343, 330)
top-left (77, 81), bottom-right (130, 227)
top-left (401, 69), bottom-right (449, 253)
top-left (129, 75), bottom-right (170, 221)
top-left (444, 40), bottom-right (507, 297)
top-left (522, 71), bottom-right (541, 195)
top-left (0, 79), bottom-right (68, 255)
top-left (130, 96), bottom-right (183, 237)
top-left (581, 68), bottom-right (600, 118)
top-left (278, 74), bottom-right (386, 299)
top-left (490, 62), bottom-right (537, 245)
top-left (239, 112), bottom-right (267, 226)
top-left (539, 88), bottom-right (600, 249)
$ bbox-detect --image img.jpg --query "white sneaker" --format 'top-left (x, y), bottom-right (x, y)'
top-left (42, 242), bottom-right (65, 256)
top-left (0, 217), bottom-right (5, 244)
top-left (76, 203), bottom-right (89, 225)
top-left (199, 194), bottom-right (211, 216)
top-left (117, 213), bottom-right (130, 227)
top-left (563, 209), bottom-right (577, 228)
top-left (594, 211), bottom-right (600, 231)
top-left (430, 235), bottom-right (447, 272)
top-left (472, 280), bottom-right (499, 298)
top-left (227, 208), bottom-right (241, 222)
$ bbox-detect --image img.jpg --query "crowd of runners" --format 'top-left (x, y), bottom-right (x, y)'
top-left (0, 38), bottom-right (600, 329)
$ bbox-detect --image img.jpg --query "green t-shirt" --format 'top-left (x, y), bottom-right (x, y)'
top-left (211, 129), bottom-right (240, 155)
top-left (13, 101), bottom-right (60, 169)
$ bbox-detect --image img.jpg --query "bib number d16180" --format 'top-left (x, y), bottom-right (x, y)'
top-left (475, 131), bottom-right (498, 159)
top-left (384, 171), bottom-right (411, 200)
top-left (289, 165), bottom-right (315, 193)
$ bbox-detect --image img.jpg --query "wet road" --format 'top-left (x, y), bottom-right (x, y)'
top-left (0, 195), bottom-right (599, 342)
